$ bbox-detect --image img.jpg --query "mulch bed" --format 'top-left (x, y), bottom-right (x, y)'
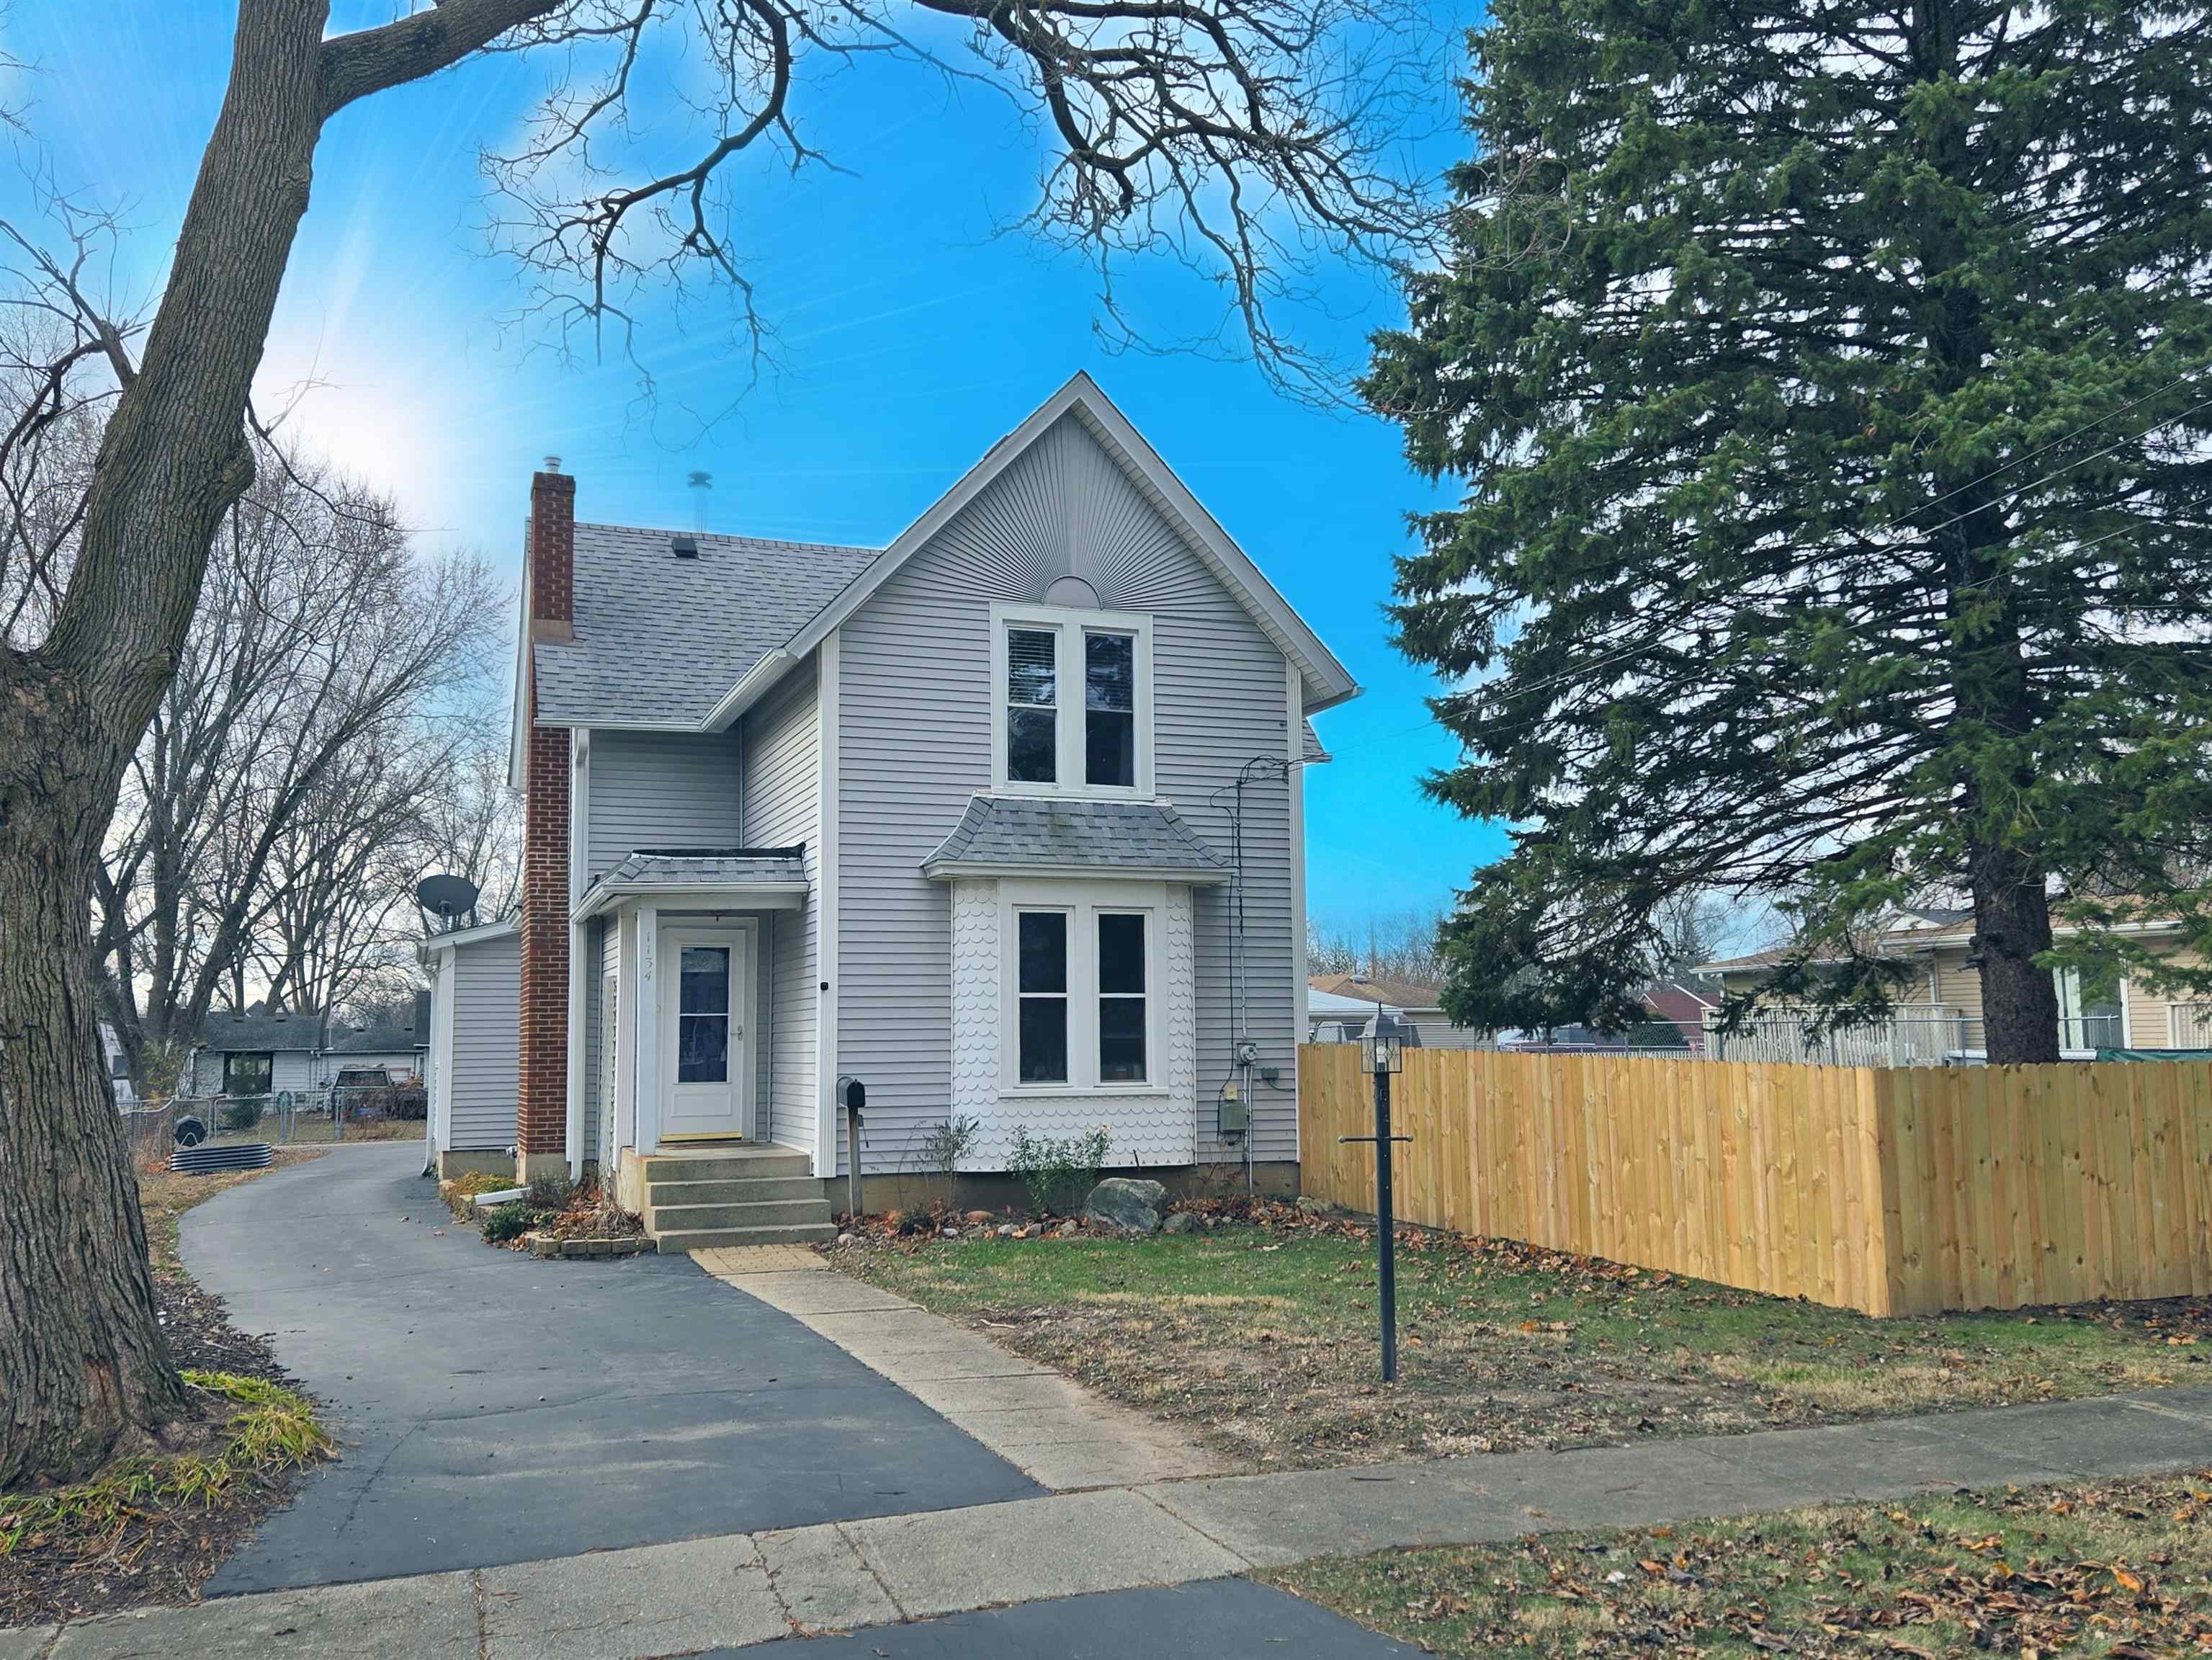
top-left (0, 1173), bottom-right (326, 1627)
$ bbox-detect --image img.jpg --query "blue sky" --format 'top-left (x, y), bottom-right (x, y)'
top-left (3, 1), bottom-right (1504, 929)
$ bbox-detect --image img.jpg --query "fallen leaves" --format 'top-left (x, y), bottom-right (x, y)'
top-left (1266, 1470), bottom-right (2212, 1659)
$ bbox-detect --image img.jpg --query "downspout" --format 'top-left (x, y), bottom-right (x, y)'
top-left (565, 730), bottom-right (591, 1180)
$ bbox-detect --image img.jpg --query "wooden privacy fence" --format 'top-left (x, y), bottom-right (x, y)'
top-left (1297, 1045), bottom-right (2212, 1316)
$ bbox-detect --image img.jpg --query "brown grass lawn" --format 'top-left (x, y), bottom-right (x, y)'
top-left (1271, 1470), bottom-right (2212, 1657)
top-left (831, 1215), bottom-right (2211, 1472)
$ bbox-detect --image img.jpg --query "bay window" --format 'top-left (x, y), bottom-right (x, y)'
top-left (1018, 911), bottom-right (1070, 1082)
top-left (1002, 882), bottom-right (1162, 1092)
top-left (991, 603), bottom-right (1152, 796)
top-left (1097, 912), bottom-right (1147, 1081)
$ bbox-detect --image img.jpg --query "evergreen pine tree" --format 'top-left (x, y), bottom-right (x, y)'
top-left (1367, 0), bottom-right (2212, 1062)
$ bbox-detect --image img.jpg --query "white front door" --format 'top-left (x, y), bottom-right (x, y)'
top-left (659, 924), bottom-right (751, 1140)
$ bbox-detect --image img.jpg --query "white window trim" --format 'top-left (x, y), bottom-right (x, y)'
top-left (998, 878), bottom-right (1166, 1097)
top-left (988, 601), bottom-right (1154, 800)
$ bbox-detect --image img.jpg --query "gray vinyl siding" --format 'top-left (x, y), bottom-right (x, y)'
top-left (586, 729), bottom-right (745, 882)
top-left (581, 918), bottom-right (604, 1164)
top-left (835, 412), bottom-right (1299, 1172)
top-left (740, 655), bottom-right (819, 1152)
top-left (447, 932), bottom-right (521, 1152)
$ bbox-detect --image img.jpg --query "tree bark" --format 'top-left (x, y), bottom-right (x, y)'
top-left (1973, 857), bottom-right (2061, 1064)
top-left (1910, 0), bottom-right (2061, 1067)
top-left (0, 665), bottom-right (190, 1484)
top-left (0, 0), bottom-right (331, 1486)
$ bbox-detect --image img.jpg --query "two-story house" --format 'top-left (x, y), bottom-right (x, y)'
top-left (480, 375), bottom-right (1357, 1249)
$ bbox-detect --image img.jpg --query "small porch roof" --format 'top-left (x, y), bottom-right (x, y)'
top-left (573, 846), bottom-right (809, 922)
top-left (921, 797), bottom-right (1230, 884)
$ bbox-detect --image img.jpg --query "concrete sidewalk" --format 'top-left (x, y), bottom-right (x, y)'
top-left (16, 1384), bottom-right (2211, 1659)
top-left (696, 1246), bottom-right (1226, 1489)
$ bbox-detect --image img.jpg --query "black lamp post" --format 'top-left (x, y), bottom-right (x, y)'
top-left (1343, 1010), bottom-right (1410, 1382)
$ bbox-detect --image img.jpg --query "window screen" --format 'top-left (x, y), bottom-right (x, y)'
top-left (1006, 628), bottom-right (1058, 784)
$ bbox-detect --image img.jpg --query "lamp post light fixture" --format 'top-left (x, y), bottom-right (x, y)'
top-left (1342, 1009), bottom-right (1414, 1382)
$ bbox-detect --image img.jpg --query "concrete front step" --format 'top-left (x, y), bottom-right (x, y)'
top-left (645, 1175), bottom-right (824, 1208)
top-left (655, 1221), bottom-right (839, 1253)
top-left (649, 1197), bottom-right (834, 1232)
top-left (640, 1149), bottom-right (811, 1184)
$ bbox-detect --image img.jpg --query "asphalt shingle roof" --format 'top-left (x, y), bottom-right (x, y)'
top-left (197, 1007), bottom-right (328, 1053)
top-left (324, 1021), bottom-right (426, 1054)
top-left (588, 846), bottom-right (808, 896)
top-left (1308, 973), bottom-right (1446, 1009)
top-left (921, 798), bottom-right (1229, 880)
top-left (533, 524), bottom-right (879, 726)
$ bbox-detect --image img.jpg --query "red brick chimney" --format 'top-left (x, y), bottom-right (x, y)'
top-left (517, 465), bottom-right (576, 1179)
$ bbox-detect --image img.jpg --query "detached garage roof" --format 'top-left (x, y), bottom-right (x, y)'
top-left (921, 797), bottom-right (1230, 884)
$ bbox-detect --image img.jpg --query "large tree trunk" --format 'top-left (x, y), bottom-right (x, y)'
top-left (1973, 857), bottom-right (2061, 1065)
top-left (1908, 0), bottom-right (2061, 1068)
top-left (0, 669), bottom-right (190, 1486)
top-left (0, 0), bottom-right (329, 1487)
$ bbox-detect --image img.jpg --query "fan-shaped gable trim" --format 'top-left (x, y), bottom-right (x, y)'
top-left (702, 372), bottom-right (1358, 730)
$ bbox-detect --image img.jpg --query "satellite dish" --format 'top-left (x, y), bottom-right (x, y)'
top-left (415, 873), bottom-right (481, 929)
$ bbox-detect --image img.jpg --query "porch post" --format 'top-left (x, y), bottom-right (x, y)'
top-left (635, 903), bottom-right (661, 1154)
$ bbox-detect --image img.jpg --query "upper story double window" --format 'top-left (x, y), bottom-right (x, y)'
top-left (991, 602), bottom-right (1153, 797)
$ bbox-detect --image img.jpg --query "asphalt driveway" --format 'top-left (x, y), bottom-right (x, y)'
top-left (182, 1144), bottom-right (1039, 1594)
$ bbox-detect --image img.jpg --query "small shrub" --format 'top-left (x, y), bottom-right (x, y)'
top-left (915, 1113), bottom-right (982, 1213)
top-left (366, 1084), bottom-right (428, 1122)
top-left (480, 1201), bottom-right (538, 1245)
top-left (219, 1096), bottom-right (267, 1133)
top-left (524, 1172), bottom-right (576, 1212)
top-left (1008, 1125), bottom-right (1111, 1218)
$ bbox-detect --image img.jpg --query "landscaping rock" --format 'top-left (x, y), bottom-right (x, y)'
top-left (1083, 1177), bottom-right (1168, 1233)
top-left (996, 1223), bottom-right (1018, 1237)
top-left (1294, 1195), bottom-right (1327, 1216)
top-left (1054, 1219), bottom-right (1080, 1238)
top-left (1162, 1211), bottom-right (1200, 1235)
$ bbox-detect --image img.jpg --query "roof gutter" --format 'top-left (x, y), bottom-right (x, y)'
top-left (416, 917), bottom-right (520, 963)
top-left (921, 860), bottom-right (1232, 885)
top-left (702, 648), bottom-right (795, 733)
top-left (572, 879), bottom-right (810, 924)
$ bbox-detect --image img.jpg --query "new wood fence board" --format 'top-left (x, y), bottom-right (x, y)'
top-left (1299, 1047), bottom-right (2212, 1317)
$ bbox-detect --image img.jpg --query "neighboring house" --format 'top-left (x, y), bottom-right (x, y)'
top-left (1307, 986), bottom-right (1405, 1044)
top-left (497, 373), bottom-right (1357, 1246)
top-left (1306, 973), bottom-right (1489, 1050)
top-left (1699, 907), bottom-right (2211, 1061)
top-left (98, 1023), bottom-right (139, 1112)
top-left (1307, 973), bottom-right (1719, 1053)
top-left (418, 920), bottom-right (521, 1177)
top-left (185, 1004), bottom-right (427, 1097)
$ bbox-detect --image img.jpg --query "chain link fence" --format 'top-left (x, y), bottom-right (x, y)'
top-left (122, 1081), bottom-right (427, 1170)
